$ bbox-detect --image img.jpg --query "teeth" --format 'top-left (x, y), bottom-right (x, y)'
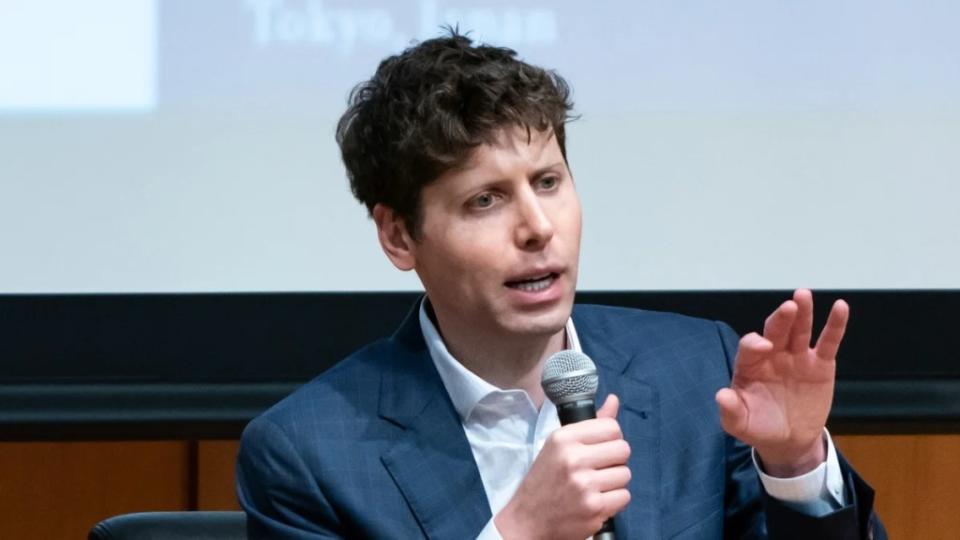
top-left (512, 275), bottom-right (553, 292)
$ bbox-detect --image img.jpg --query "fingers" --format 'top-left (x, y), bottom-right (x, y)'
top-left (736, 332), bottom-right (773, 367)
top-left (814, 299), bottom-right (849, 360)
top-left (556, 394), bottom-right (620, 445)
top-left (715, 387), bottom-right (748, 440)
top-left (763, 299), bottom-right (798, 350)
top-left (596, 394), bottom-right (619, 419)
top-left (580, 489), bottom-right (631, 529)
top-left (581, 438), bottom-right (631, 469)
top-left (597, 487), bottom-right (631, 517)
top-left (588, 465), bottom-right (632, 493)
top-left (788, 289), bottom-right (814, 354)
top-left (554, 394), bottom-right (629, 464)
top-left (560, 416), bottom-right (622, 445)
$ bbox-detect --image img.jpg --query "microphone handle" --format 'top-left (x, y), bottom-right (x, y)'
top-left (594, 530), bottom-right (616, 540)
top-left (556, 399), bottom-right (597, 424)
top-left (556, 399), bottom-right (617, 540)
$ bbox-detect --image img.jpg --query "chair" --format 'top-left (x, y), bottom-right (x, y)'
top-left (88, 511), bottom-right (246, 540)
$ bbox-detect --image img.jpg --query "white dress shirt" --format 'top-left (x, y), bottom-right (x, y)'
top-left (418, 300), bottom-right (845, 539)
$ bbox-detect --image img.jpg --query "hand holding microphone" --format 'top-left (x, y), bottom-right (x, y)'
top-left (494, 351), bottom-right (630, 540)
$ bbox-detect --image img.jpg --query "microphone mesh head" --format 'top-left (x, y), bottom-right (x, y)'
top-left (541, 350), bottom-right (599, 404)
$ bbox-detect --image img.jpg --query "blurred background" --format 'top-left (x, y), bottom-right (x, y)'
top-left (2, 0), bottom-right (959, 293)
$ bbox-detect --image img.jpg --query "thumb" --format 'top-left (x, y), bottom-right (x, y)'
top-left (715, 388), bottom-right (749, 440)
top-left (596, 393), bottom-right (620, 419)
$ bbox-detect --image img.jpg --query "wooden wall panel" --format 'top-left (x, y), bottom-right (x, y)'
top-left (835, 434), bottom-right (960, 540)
top-left (0, 441), bottom-right (191, 540)
top-left (197, 440), bottom-right (241, 510)
top-left (0, 436), bottom-right (957, 539)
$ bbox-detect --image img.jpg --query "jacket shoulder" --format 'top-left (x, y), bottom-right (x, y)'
top-left (572, 303), bottom-right (739, 379)
top-left (242, 337), bottom-right (395, 442)
top-left (573, 303), bottom-right (728, 340)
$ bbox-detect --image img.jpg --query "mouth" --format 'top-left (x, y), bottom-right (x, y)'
top-left (504, 272), bottom-right (560, 293)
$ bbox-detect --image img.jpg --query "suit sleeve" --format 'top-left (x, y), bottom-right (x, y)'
top-left (715, 321), bottom-right (888, 540)
top-left (236, 416), bottom-right (345, 539)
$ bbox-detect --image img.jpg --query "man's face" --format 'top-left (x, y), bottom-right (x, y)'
top-left (409, 127), bottom-right (582, 340)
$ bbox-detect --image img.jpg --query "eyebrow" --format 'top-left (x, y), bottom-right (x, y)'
top-left (532, 161), bottom-right (567, 177)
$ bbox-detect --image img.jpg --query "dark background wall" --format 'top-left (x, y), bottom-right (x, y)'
top-left (3, 290), bottom-right (959, 438)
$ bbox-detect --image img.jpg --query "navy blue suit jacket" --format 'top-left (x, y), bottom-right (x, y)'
top-left (237, 303), bottom-right (884, 539)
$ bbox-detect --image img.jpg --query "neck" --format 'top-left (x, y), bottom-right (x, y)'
top-left (428, 307), bottom-right (566, 409)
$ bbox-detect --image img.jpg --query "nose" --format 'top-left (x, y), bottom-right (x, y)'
top-left (514, 191), bottom-right (555, 250)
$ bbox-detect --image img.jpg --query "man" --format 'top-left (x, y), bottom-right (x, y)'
top-left (237, 31), bottom-right (885, 539)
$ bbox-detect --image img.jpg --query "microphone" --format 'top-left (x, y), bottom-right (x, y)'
top-left (541, 350), bottom-right (617, 540)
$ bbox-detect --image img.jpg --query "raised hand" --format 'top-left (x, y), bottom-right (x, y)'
top-left (715, 289), bottom-right (849, 477)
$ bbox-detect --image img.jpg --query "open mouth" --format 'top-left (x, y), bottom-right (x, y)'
top-left (505, 273), bottom-right (558, 292)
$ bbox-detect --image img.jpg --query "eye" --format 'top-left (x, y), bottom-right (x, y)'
top-left (537, 175), bottom-right (560, 191)
top-left (469, 192), bottom-right (499, 209)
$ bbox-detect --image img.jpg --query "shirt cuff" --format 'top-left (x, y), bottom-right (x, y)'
top-left (476, 518), bottom-right (504, 540)
top-left (752, 428), bottom-right (846, 516)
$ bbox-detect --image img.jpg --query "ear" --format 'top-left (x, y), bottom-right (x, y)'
top-left (372, 204), bottom-right (416, 271)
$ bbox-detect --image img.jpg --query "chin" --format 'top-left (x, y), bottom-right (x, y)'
top-left (501, 303), bottom-right (573, 338)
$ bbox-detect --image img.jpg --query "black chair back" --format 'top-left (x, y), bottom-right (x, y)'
top-left (88, 511), bottom-right (246, 540)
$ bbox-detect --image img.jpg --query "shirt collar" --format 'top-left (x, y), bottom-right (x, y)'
top-left (419, 297), bottom-right (582, 422)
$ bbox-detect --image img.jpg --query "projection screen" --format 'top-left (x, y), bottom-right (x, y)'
top-left (1, 0), bottom-right (958, 293)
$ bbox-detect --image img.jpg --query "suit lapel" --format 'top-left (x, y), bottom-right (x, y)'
top-left (576, 307), bottom-right (663, 539)
top-left (378, 303), bottom-right (491, 540)
top-left (377, 302), bottom-right (667, 539)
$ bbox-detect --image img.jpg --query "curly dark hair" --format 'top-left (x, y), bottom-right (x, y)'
top-left (336, 29), bottom-right (576, 238)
